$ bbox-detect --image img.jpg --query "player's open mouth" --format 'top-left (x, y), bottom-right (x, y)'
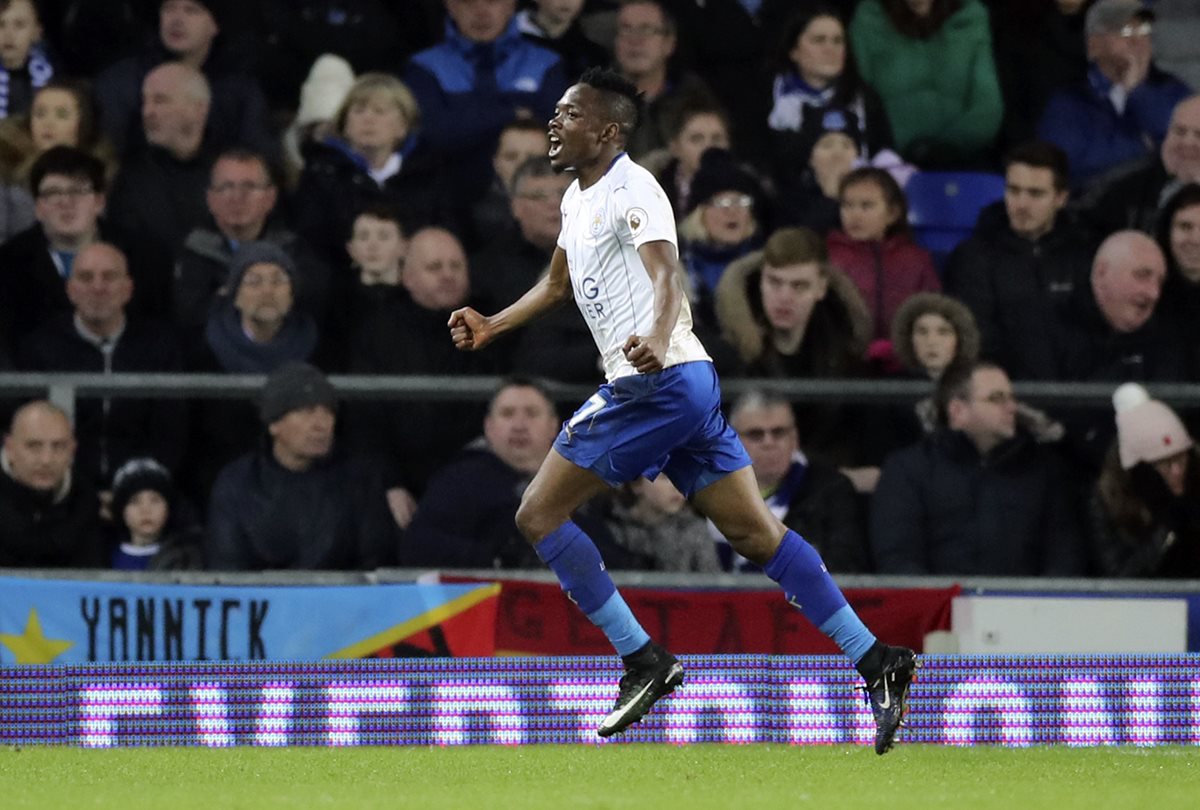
top-left (548, 135), bottom-right (562, 158)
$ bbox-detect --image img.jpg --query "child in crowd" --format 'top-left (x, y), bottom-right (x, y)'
top-left (0, 79), bottom-right (115, 182)
top-left (109, 457), bottom-right (202, 571)
top-left (892, 292), bottom-right (979, 384)
top-left (827, 166), bottom-right (939, 368)
top-left (341, 205), bottom-right (407, 322)
top-left (0, 79), bottom-right (116, 241)
top-left (776, 107), bottom-right (861, 236)
top-left (0, 0), bottom-right (53, 120)
top-left (888, 292), bottom-right (1061, 449)
top-left (347, 206), bottom-right (406, 288)
top-left (888, 292), bottom-right (980, 441)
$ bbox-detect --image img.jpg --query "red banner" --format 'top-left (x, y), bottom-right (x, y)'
top-left (449, 579), bottom-right (958, 656)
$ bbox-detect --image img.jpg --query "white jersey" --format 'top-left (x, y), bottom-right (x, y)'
top-left (557, 153), bottom-right (710, 382)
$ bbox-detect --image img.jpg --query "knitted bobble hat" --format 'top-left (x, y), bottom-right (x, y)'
top-left (1113, 382), bottom-right (1194, 469)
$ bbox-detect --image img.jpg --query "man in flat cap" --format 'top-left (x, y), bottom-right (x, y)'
top-left (1038, 0), bottom-right (1192, 188)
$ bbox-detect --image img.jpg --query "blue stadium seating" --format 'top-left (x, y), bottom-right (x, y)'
top-left (904, 171), bottom-right (1006, 271)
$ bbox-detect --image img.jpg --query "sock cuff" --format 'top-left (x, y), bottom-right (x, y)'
top-left (533, 520), bottom-right (582, 564)
top-left (762, 529), bottom-right (801, 580)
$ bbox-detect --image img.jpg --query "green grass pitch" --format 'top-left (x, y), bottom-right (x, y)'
top-left (3, 744), bottom-right (1199, 809)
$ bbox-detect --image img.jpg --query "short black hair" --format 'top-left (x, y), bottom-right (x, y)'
top-left (729, 389), bottom-right (795, 424)
top-left (617, 0), bottom-right (676, 36)
top-left (1004, 140), bottom-right (1070, 191)
top-left (488, 375), bottom-right (556, 416)
top-left (500, 118), bottom-right (548, 138)
top-left (349, 203), bottom-right (406, 240)
top-left (578, 67), bottom-right (642, 139)
top-left (29, 146), bottom-right (106, 196)
top-left (934, 359), bottom-right (1005, 426)
top-left (212, 147), bottom-right (280, 189)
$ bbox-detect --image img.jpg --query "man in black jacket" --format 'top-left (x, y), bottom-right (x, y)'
top-left (945, 141), bottom-right (1098, 374)
top-left (870, 361), bottom-right (1085, 576)
top-left (404, 376), bottom-right (637, 570)
top-left (105, 62), bottom-right (217, 261)
top-left (0, 400), bottom-right (102, 568)
top-left (1080, 93), bottom-right (1200, 235)
top-left (403, 376), bottom-right (562, 569)
top-left (17, 242), bottom-right (186, 491)
top-left (980, 227), bottom-right (1182, 389)
top-left (0, 147), bottom-right (171, 349)
top-left (205, 362), bottom-right (396, 570)
top-left (470, 156), bottom-right (570, 311)
top-left (345, 226), bottom-right (498, 497)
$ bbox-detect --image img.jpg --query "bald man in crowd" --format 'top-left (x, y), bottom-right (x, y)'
top-left (17, 242), bottom-right (187, 492)
top-left (346, 226), bottom-right (500, 500)
top-left (105, 61), bottom-right (217, 259)
top-left (1084, 93), bottom-right (1200, 234)
top-left (0, 401), bottom-right (103, 567)
top-left (1008, 230), bottom-right (1190, 475)
top-left (1004, 230), bottom-right (1185, 382)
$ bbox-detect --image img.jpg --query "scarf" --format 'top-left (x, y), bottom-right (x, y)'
top-left (204, 304), bottom-right (318, 373)
top-left (0, 43), bottom-right (54, 119)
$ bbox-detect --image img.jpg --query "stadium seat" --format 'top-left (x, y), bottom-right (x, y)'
top-left (904, 171), bottom-right (1006, 271)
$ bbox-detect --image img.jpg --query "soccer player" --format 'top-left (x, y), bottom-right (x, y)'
top-left (448, 68), bottom-right (917, 753)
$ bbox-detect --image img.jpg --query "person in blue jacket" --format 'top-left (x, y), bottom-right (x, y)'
top-left (404, 0), bottom-right (568, 206)
top-left (1038, 0), bottom-right (1192, 189)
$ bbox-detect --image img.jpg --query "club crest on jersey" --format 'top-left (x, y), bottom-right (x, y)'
top-left (590, 208), bottom-right (606, 236)
top-left (626, 207), bottom-right (648, 237)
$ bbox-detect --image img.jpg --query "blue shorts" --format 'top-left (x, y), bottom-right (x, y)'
top-left (553, 361), bottom-right (751, 497)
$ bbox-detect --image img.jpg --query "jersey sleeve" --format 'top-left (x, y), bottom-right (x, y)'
top-left (613, 170), bottom-right (678, 251)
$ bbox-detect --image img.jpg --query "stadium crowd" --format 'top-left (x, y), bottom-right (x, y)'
top-left (0, 0), bottom-right (1198, 578)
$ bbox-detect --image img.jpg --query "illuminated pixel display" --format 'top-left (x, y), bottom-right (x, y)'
top-left (3, 655), bottom-right (1199, 747)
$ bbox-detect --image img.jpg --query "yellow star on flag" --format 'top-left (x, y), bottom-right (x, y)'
top-left (0, 608), bottom-right (74, 664)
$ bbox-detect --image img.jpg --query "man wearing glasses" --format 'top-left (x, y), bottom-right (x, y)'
top-left (716, 389), bottom-right (869, 574)
top-left (1038, 0), bottom-right (1191, 188)
top-left (470, 155), bottom-right (572, 312)
top-left (612, 0), bottom-right (716, 158)
top-left (0, 147), bottom-right (168, 349)
top-left (173, 148), bottom-right (331, 336)
top-left (871, 360), bottom-right (1085, 576)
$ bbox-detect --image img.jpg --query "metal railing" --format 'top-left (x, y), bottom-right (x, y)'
top-left (5, 566), bottom-right (1200, 595)
top-left (3, 372), bottom-right (1199, 421)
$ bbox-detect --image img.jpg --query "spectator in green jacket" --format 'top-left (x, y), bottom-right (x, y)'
top-left (849, 0), bottom-right (1003, 167)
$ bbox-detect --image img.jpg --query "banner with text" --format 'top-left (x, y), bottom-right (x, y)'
top-left (0, 577), bottom-right (499, 665)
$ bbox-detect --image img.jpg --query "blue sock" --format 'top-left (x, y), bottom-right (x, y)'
top-left (763, 530), bottom-right (876, 664)
top-left (534, 521), bottom-right (650, 656)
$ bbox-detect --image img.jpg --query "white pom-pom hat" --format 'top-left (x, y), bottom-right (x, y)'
top-left (296, 54), bottom-right (356, 128)
top-left (1112, 382), bottom-right (1194, 470)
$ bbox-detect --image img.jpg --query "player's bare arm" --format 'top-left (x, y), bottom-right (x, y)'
top-left (449, 247), bottom-right (573, 351)
top-left (622, 240), bottom-right (683, 373)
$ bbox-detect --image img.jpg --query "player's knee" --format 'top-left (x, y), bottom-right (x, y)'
top-left (725, 520), bottom-right (785, 565)
top-left (514, 496), bottom-right (551, 543)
